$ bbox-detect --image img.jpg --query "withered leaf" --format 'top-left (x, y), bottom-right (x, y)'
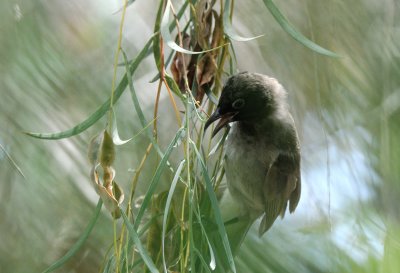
top-left (97, 180), bottom-right (124, 219)
top-left (195, 0), bottom-right (213, 49)
top-left (170, 34), bottom-right (192, 92)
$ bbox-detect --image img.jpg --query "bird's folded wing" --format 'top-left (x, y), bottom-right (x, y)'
top-left (259, 151), bottom-right (301, 236)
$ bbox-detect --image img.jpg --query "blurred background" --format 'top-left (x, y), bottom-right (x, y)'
top-left (1, 0), bottom-right (399, 272)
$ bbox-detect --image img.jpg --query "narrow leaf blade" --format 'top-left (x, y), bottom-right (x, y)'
top-left (262, 0), bottom-right (340, 57)
top-left (191, 141), bottom-right (237, 273)
top-left (120, 209), bottom-right (159, 273)
top-left (134, 127), bottom-right (185, 229)
top-left (25, 37), bottom-right (153, 140)
top-left (162, 159), bottom-right (185, 272)
top-left (223, 0), bottom-right (264, 42)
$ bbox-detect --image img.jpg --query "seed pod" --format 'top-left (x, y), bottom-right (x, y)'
top-left (100, 130), bottom-right (115, 167)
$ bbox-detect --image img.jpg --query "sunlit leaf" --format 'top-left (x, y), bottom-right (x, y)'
top-left (110, 111), bottom-right (133, 145)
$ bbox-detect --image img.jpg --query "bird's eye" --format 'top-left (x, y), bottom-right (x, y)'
top-left (232, 98), bottom-right (245, 109)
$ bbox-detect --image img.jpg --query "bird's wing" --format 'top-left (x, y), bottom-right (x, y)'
top-left (259, 146), bottom-right (301, 236)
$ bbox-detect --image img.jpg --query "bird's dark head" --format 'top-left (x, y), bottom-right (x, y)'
top-left (205, 72), bottom-right (287, 136)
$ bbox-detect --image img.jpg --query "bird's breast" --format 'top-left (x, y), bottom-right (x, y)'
top-left (224, 124), bottom-right (279, 218)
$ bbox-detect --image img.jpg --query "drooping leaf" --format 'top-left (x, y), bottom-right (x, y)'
top-left (193, 248), bottom-right (214, 273)
top-left (112, 115), bottom-right (156, 146)
top-left (24, 37), bottom-right (154, 140)
top-left (112, 127), bottom-right (132, 146)
top-left (110, 110), bottom-right (134, 145)
top-left (190, 140), bottom-right (237, 273)
top-left (223, 0), bottom-right (264, 42)
top-left (161, 159), bottom-right (185, 272)
top-left (262, 0), bottom-right (340, 57)
top-left (134, 127), bottom-right (185, 230)
top-left (153, 0), bottom-right (164, 71)
top-left (120, 209), bottom-right (160, 273)
top-left (165, 73), bottom-right (185, 100)
top-left (122, 48), bottom-right (175, 166)
top-left (192, 208), bottom-right (216, 271)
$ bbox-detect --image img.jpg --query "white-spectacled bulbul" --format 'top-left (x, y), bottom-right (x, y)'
top-left (205, 72), bottom-right (301, 244)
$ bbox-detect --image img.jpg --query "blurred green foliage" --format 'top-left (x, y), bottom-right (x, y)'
top-left (1, 0), bottom-right (399, 272)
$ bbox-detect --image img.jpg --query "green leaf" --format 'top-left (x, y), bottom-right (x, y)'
top-left (262, 0), bottom-right (340, 57)
top-left (164, 73), bottom-right (185, 100)
top-left (153, 0), bottom-right (164, 71)
top-left (223, 0), bottom-right (264, 42)
top-left (120, 209), bottom-right (159, 273)
top-left (190, 140), bottom-right (237, 273)
top-left (113, 116), bottom-right (156, 146)
top-left (41, 199), bottom-right (103, 273)
top-left (192, 207), bottom-right (216, 271)
top-left (134, 127), bottom-right (185, 230)
top-left (24, 37), bottom-right (154, 140)
top-left (194, 248), bottom-right (214, 273)
top-left (122, 47), bottom-right (178, 167)
top-left (162, 159), bottom-right (185, 272)
top-left (110, 110), bottom-right (133, 145)
top-left (121, 49), bottom-right (152, 140)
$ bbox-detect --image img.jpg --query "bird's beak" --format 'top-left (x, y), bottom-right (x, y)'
top-left (204, 108), bottom-right (237, 137)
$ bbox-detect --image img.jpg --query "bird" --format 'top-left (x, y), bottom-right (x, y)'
top-left (204, 72), bottom-right (301, 242)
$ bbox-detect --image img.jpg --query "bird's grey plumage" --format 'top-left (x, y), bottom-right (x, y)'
top-left (205, 72), bottom-right (301, 237)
